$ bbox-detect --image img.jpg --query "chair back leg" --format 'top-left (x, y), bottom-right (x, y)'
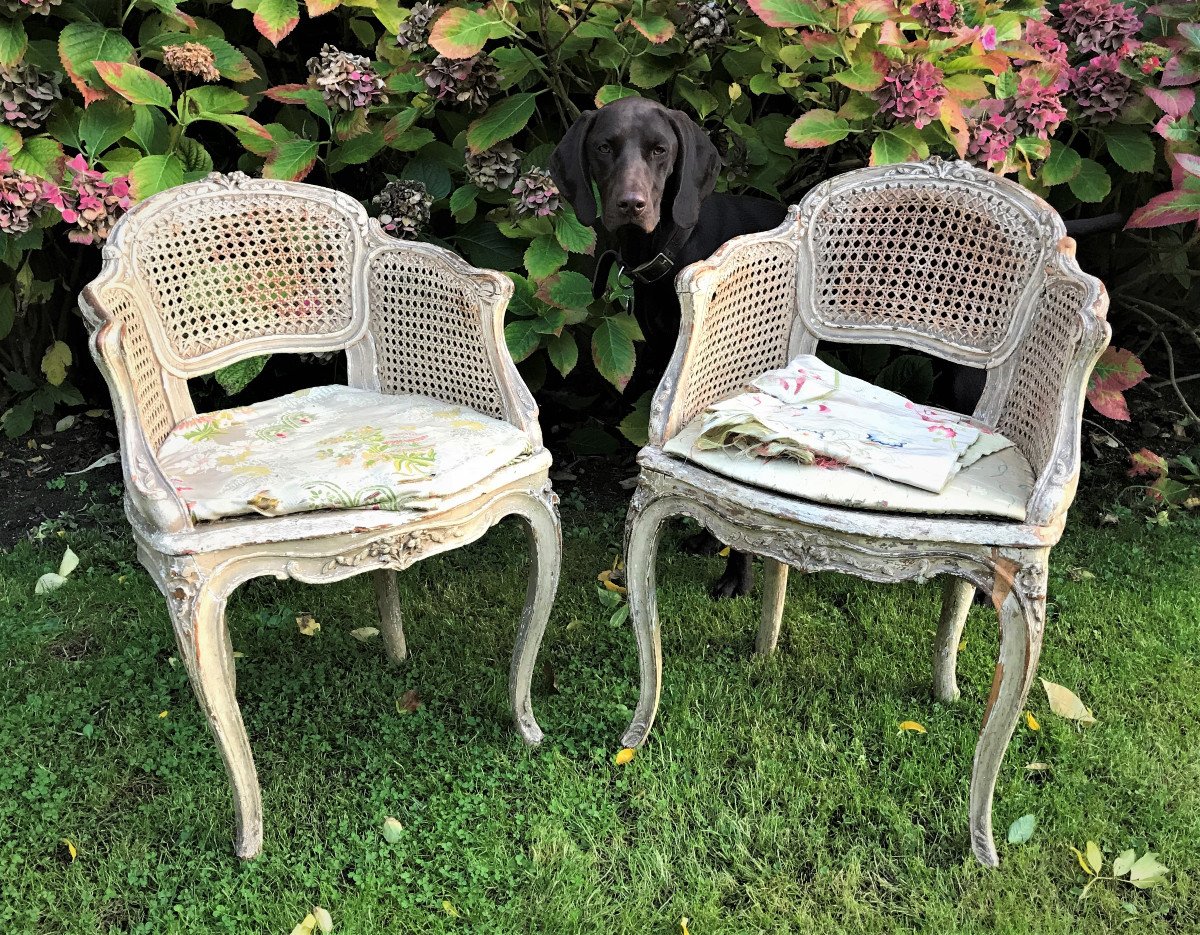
top-left (934, 578), bottom-right (975, 702)
top-left (165, 558), bottom-right (263, 859)
top-left (372, 569), bottom-right (408, 663)
top-left (756, 559), bottom-right (790, 655)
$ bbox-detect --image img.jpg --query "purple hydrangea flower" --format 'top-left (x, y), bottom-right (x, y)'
top-left (909, 0), bottom-right (961, 34)
top-left (1069, 53), bottom-right (1133, 121)
top-left (1057, 0), bottom-right (1142, 56)
top-left (1014, 71), bottom-right (1068, 138)
top-left (966, 100), bottom-right (1019, 168)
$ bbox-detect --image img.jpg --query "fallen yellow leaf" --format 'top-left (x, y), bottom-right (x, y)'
top-left (442, 900), bottom-right (461, 918)
top-left (1025, 762), bottom-right (1050, 772)
top-left (289, 913), bottom-right (317, 935)
top-left (1070, 846), bottom-right (1095, 876)
top-left (296, 614), bottom-right (320, 636)
top-left (597, 568), bottom-right (627, 595)
top-left (313, 906), bottom-right (333, 933)
top-left (718, 546), bottom-right (730, 557)
top-left (1025, 710), bottom-right (1040, 731)
top-left (1041, 679), bottom-right (1097, 727)
top-left (158, 710), bottom-right (169, 719)
top-left (615, 747), bottom-right (636, 766)
top-left (680, 917), bottom-right (691, 935)
top-left (898, 720), bottom-right (926, 734)
top-left (60, 838), bottom-right (77, 862)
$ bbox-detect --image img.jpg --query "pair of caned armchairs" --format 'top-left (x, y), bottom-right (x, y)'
top-left (82, 160), bottom-right (1107, 867)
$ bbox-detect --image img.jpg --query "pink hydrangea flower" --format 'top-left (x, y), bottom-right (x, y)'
top-left (1014, 71), bottom-right (1069, 138)
top-left (53, 154), bottom-right (132, 245)
top-left (966, 100), bottom-right (1019, 168)
top-left (874, 60), bottom-right (947, 130)
top-left (1022, 20), bottom-right (1069, 69)
top-left (1057, 0), bottom-right (1142, 56)
top-left (979, 25), bottom-right (997, 51)
top-left (909, 0), bottom-right (961, 34)
top-left (1069, 53), bottom-right (1133, 121)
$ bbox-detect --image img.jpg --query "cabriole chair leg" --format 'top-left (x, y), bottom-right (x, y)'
top-left (968, 559), bottom-right (1046, 867)
top-left (167, 567), bottom-right (263, 859)
top-left (508, 490), bottom-right (562, 746)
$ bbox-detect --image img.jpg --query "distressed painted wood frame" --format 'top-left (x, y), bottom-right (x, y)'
top-left (79, 172), bottom-right (561, 859)
top-left (621, 158), bottom-right (1111, 867)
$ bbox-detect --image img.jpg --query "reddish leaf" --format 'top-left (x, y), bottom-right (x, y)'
top-left (1086, 347), bottom-right (1148, 420)
top-left (306, 0), bottom-right (341, 14)
top-left (747, 0), bottom-right (826, 28)
top-left (1175, 152), bottom-right (1200, 179)
top-left (253, 0), bottom-right (300, 46)
top-left (1129, 448), bottom-right (1168, 478)
top-left (1144, 86), bottom-right (1195, 118)
top-left (430, 7), bottom-right (510, 58)
top-left (1161, 54), bottom-right (1200, 88)
top-left (627, 13), bottom-right (675, 43)
top-left (1125, 187), bottom-right (1200, 229)
top-left (939, 98), bottom-right (969, 158)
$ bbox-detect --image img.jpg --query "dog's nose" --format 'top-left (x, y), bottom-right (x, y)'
top-left (618, 194), bottom-right (646, 217)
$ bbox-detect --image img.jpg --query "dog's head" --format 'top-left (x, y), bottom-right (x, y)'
top-left (549, 97), bottom-right (722, 235)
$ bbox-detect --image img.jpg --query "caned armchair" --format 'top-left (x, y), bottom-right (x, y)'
top-left (79, 172), bottom-right (560, 859)
top-left (622, 158), bottom-right (1110, 866)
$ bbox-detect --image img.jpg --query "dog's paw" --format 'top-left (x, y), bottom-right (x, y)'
top-left (710, 567), bottom-right (754, 600)
top-left (681, 530), bottom-right (722, 556)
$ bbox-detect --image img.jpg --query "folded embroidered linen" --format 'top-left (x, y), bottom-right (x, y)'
top-left (693, 355), bottom-right (1013, 494)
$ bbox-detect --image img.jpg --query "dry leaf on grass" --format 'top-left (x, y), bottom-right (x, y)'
top-left (1040, 679), bottom-right (1097, 727)
top-left (313, 906), bottom-right (333, 933)
top-left (35, 547), bottom-right (79, 594)
top-left (349, 627), bottom-right (379, 642)
top-left (1025, 710), bottom-right (1040, 731)
top-left (1007, 814), bottom-right (1036, 845)
top-left (296, 614), bottom-right (320, 636)
top-left (898, 720), bottom-right (926, 734)
top-left (396, 690), bottom-right (421, 714)
top-left (614, 747), bottom-right (636, 766)
top-left (383, 816), bottom-right (404, 843)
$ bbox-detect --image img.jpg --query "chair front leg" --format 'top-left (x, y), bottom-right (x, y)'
top-left (372, 569), bottom-right (407, 663)
top-left (508, 486), bottom-right (562, 746)
top-left (165, 558), bottom-right (262, 859)
top-left (621, 488), bottom-right (675, 749)
top-left (934, 577), bottom-right (975, 702)
top-left (969, 554), bottom-right (1047, 867)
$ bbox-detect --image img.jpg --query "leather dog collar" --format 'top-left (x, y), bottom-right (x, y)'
top-left (591, 222), bottom-right (695, 298)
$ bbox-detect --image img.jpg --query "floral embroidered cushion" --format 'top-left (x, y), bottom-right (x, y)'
top-left (689, 355), bottom-right (1014, 494)
top-left (664, 417), bottom-right (1033, 520)
top-left (158, 385), bottom-right (532, 522)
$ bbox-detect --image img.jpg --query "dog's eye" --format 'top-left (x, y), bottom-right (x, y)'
top-left (652, 145), bottom-right (667, 156)
top-left (597, 142), bottom-right (612, 155)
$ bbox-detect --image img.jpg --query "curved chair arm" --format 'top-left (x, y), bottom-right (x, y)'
top-left (356, 229), bottom-right (542, 450)
top-left (996, 240), bottom-right (1111, 528)
top-left (649, 209), bottom-right (802, 447)
top-left (80, 283), bottom-right (192, 534)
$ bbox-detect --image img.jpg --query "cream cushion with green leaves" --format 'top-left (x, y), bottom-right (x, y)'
top-left (158, 385), bottom-right (532, 522)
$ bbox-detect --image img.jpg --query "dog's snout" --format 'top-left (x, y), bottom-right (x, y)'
top-left (618, 193), bottom-right (647, 217)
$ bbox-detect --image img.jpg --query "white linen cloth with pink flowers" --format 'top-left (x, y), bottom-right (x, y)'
top-left (686, 355), bottom-right (1013, 494)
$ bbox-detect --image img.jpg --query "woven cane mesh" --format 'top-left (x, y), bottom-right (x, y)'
top-left (996, 277), bottom-right (1085, 477)
top-left (681, 242), bottom-right (796, 425)
top-left (135, 194), bottom-right (357, 358)
top-left (98, 285), bottom-right (174, 449)
top-left (809, 182), bottom-right (1041, 352)
top-left (368, 251), bottom-right (505, 417)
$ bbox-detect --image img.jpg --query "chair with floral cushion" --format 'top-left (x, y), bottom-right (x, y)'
top-left (620, 158), bottom-right (1110, 866)
top-left (80, 172), bottom-right (560, 859)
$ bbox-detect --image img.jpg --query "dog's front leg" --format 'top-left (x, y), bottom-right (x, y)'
top-left (711, 550), bottom-right (754, 599)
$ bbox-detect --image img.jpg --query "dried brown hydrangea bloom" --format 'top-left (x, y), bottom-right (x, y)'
top-left (163, 43), bottom-right (221, 83)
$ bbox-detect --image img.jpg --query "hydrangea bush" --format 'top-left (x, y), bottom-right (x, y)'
top-left (0, 0), bottom-right (1196, 438)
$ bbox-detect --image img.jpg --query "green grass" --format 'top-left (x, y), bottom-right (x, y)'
top-left (2, 488), bottom-right (1198, 934)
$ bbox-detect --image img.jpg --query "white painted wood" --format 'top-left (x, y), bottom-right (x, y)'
top-left (80, 173), bottom-right (560, 859)
top-left (624, 159), bottom-right (1111, 867)
top-left (756, 559), bottom-right (788, 656)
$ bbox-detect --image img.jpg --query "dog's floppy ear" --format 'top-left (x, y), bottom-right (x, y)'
top-left (666, 110), bottom-right (722, 230)
top-left (549, 109), bottom-right (599, 226)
